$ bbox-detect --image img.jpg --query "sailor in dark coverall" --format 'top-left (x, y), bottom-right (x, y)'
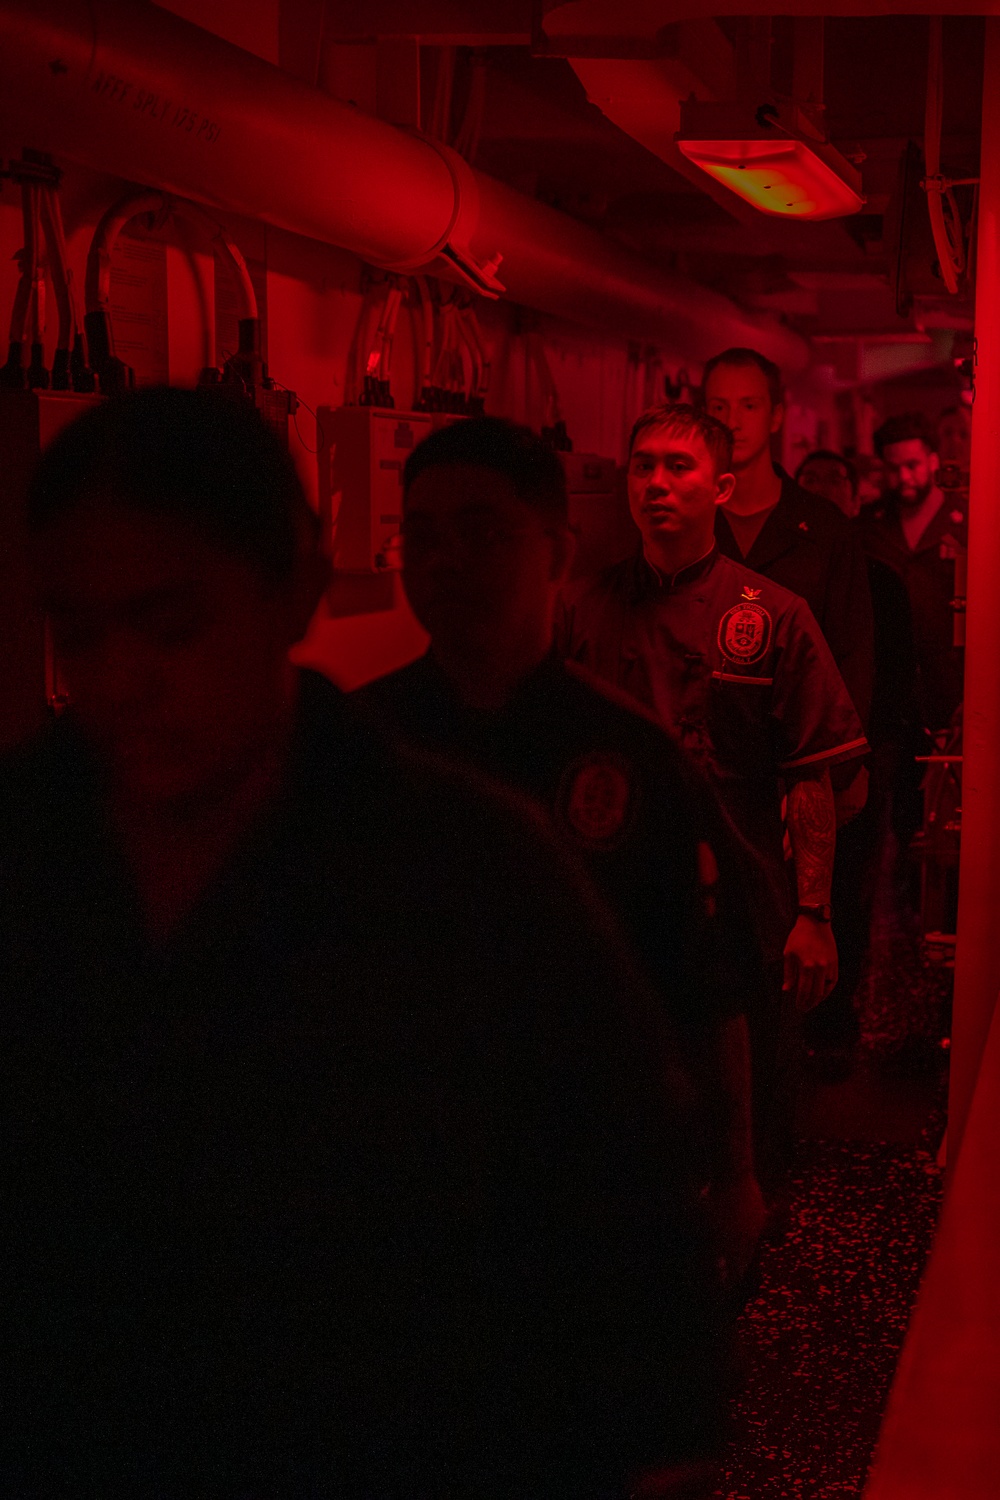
top-left (796, 448), bottom-right (919, 1063)
top-left (703, 349), bottom-right (876, 1067)
top-left (3, 389), bottom-right (723, 1500)
top-left (557, 405), bottom-right (868, 1195)
top-left (703, 349), bottom-right (875, 748)
top-left (861, 412), bottom-right (968, 852)
top-left (353, 415), bottom-right (769, 1293)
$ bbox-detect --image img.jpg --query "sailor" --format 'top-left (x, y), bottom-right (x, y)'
top-left (704, 347), bottom-right (875, 769)
top-left (861, 410), bottom-right (967, 734)
top-left (3, 387), bottom-right (724, 1499)
top-left (353, 414), bottom-right (768, 1289)
top-left (558, 403), bottom-right (869, 1192)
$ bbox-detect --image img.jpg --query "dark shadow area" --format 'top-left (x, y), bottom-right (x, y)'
top-left (715, 873), bottom-right (949, 1497)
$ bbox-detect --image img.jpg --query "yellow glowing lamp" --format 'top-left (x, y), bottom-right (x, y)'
top-left (676, 100), bottom-right (865, 222)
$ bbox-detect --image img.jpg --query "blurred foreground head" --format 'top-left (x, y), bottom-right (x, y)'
top-left (400, 415), bottom-right (573, 660)
top-left (27, 386), bottom-right (325, 803)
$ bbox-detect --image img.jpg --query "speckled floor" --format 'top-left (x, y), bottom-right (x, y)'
top-left (713, 1136), bottom-right (943, 1499)
top-left (712, 882), bottom-right (948, 1499)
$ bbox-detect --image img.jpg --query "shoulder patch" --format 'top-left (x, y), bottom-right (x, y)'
top-left (718, 597), bottom-right (773, 665)
top-left (557, 751), bottom-right (636, 850)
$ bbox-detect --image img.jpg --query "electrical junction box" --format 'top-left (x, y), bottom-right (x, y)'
top-left (559, 451), bottom-right (638, 578)
top-left (0, 390), bottom-right (101, 747)
top-left (317, 405), bottom-right (433, 572)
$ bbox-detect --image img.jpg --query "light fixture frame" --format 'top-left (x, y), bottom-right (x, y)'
top-left (676, 98), bottom-right (866, 223)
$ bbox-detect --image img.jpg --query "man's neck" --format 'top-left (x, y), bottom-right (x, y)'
top-left (432, 628), bottom-right (550, 712)
top-left (726, 449), bottom-right (783, 517)
top-left (641, 531), bottom-right (715, 582)
top-left (899, 485), bottom-right (945, 549)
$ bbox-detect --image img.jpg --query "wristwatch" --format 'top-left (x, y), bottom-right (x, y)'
top-left (798, 902), bottom-right (833, 922)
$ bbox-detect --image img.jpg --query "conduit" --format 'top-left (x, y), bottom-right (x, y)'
top-left (82, 187), bottom-right (261, 389)
top-left (0, 0), bottom-right (808, 368)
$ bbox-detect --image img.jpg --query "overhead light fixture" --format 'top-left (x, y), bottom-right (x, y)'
top-left (676, 99), bottom-right (865, 222)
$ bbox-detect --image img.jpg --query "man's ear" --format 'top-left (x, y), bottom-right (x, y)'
top-left (770, 401), bottom-right (785, 436)
top-left (928, 448), bottom-right (940, 478)
top-left (715, 471), bottom-right (737, 507)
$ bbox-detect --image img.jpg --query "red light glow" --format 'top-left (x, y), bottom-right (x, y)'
top-left (676, 138), bottom-right (865, 221)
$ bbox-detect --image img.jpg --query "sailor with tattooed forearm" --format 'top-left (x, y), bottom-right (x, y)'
top-left (558, 403), bottom-right (868, 1205)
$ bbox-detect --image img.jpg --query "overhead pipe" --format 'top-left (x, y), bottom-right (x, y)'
top-left (0, 0), bottom-right (808, 369)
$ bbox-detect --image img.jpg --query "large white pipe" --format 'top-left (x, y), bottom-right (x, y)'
top-left (0, 0), bottom-right (809, 367)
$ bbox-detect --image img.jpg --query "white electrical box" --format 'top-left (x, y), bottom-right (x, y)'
top-left (559, 452), bottom-right (638, 578)
top-left (317, 405), bottom-right (434, 572)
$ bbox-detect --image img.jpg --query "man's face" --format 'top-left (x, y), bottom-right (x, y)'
top-left (627, 425), bottom-right (735, 548)
top-left (797, 457), bottom-right (859, 519)
top-left (401, 463), bottom-right (569, 655)
top-left (703, 362), bottom-right (783, 471)
top-left (936, 410), bottom-right (971, 467)
top-left (881, 439), bottom-right (939, 507)
top-left (33, 501), bottom-right (309, 804)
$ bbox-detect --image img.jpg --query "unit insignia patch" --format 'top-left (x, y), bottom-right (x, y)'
top-left (558, 753), bottom-right (635, 848)
top-left (718, 599), bottom-right (772, 665)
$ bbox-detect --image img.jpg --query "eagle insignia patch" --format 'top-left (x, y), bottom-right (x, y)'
top-left (718, 599), bottom-right (772, 665)
top-left (558, 753), bottom-right (634, 848)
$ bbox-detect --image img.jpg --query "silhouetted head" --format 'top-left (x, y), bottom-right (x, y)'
top-left (28, 386), bottom-right (326, 803)
top-left (400, 416), bottom-right (573, 666)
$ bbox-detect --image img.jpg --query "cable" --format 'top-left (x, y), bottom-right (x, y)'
top-left (85, 189), bottom-right (165, 390)
top-left (378, 283), bottom-right (403, 396)
top-left (453, 50), bottom-right (488, 164)
top-left (530, 331), bottom-right (560, 426)
top-left (7, 184), bottom-right (34, 348)
top-left (924, 16), bottom-right (963, 295)
top-left (410, 275), bottom-right (435, 407)
top-left (458, 305), bottom-right (481, 396)
top-left (86, 189), bottom-right (260, 391)
top-left (188, 209), bottom-right (257, 322)
top-left (38, 185), bottom-right (77, 389)
top-left (345, 280), bottom-right (374, 404)
top-left (429, 46), bottom-right (457, 142)
top-left (360, 278), bottom-right (402, 407)
top-left (272, 378), bottom-right (321, 455)
top-left (26, 183), bottom-right (49, 389)
top-left (0, 181), bottom-right (35, 387)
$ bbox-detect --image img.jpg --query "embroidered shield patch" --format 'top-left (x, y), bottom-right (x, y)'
top-left (558, 753), bottom-right (634, 848)
top-left (718, 601), bottom-right (772, 665)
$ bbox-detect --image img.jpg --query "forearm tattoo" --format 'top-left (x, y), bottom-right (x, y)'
top-left (787, 772), bottom-right (836, 905)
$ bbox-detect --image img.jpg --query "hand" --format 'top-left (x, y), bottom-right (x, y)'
top-left (783, 914), bottom-right (838, 1012)
top-left (708, 1171), bottom-right (769, 1289)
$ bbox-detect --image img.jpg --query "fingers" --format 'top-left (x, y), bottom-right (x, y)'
top-left (783, 934), bottom-right (837, 1010)
top-left (782, 948), bottom-right (796, 996)
top-left (798, 962), bottom-right (837, 1013)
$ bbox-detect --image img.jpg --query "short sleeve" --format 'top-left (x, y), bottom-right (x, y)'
top-left (769, 598), bottom-right (869, 775)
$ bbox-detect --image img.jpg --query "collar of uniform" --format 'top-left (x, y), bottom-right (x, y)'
top-left (865, 488), bottom-right (957, 551)
top-left (633, 542), bottom-right (718, 598)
